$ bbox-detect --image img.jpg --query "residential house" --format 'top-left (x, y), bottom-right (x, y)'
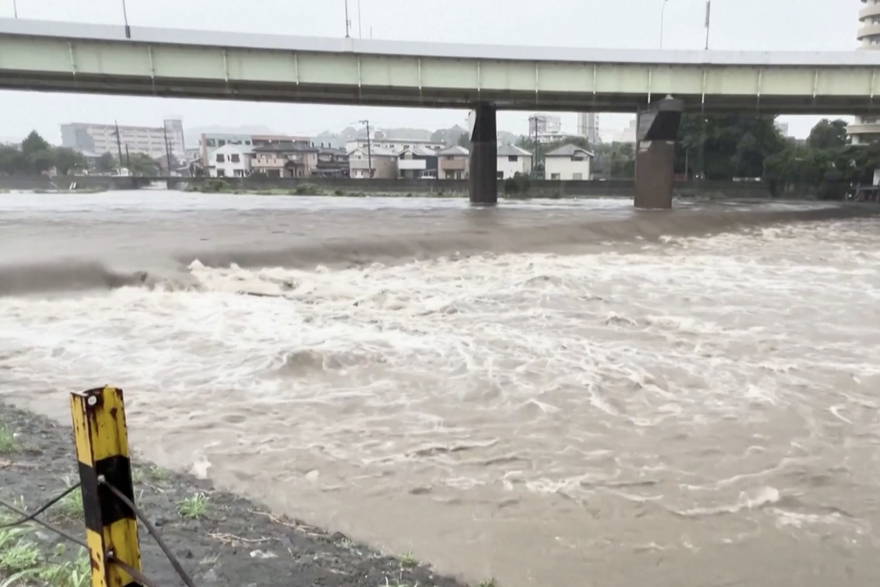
top-left (543, 144), bottom-right (594, 180)
top-left (496, 144), bottom-right (533, 179)
top-left (314, 148), bottom-right (350, 177)
top-left (397, 146), bottom-right (438, 179)
top-left (251, 142), bottom-right (318, 178)
top-left (436, 146), bottom-right (470, 180)
top-left (208, 144), bottom-right (252, 178)
top-left (349, 147), bottom-right (398, 179)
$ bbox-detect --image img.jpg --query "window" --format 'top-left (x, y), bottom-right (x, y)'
top-left (231, 154), bottom-right (240, 163)
top-left (551, 173), bottom-right (561, 180)
top-left (508, 156), bottom-right (518, 162)
top-left (245, 140), bottom-right (252, 145)
top-left (446, 156), bottom-right (455, 160)
top-left (216, 154), bottom-right (225, 163)
top-left (496, 171), bottom-right (504, 179)
top-left (206, 139), bottom-right (217, 147)
top-left (216, 169), bottom-right (226, 177)
top-left (219, 140), bottom-right (227, 146)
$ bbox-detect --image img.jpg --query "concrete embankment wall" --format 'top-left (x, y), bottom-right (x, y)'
top-left (0, 175), bottom-right (777, 199)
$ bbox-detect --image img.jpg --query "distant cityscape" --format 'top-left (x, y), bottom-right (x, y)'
top-left (51, 112), bottom-right (610, 181)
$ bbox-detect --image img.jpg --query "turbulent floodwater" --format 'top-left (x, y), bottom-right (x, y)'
top-left (3, 191), bottom-right (880, 586)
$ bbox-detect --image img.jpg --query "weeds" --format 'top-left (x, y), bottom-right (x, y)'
top-left (51, 479), bottom-right (83, 522)
top-left (477, 579), bottom-right (498, 587)
top-left (0, 527), bottom-right (90, 587)
top-left (400, 551), bottom-right (418, 568)
top-left (0, 427), bottom-right (16, 453)
top-left (178, 492), bottom-right (209, 519)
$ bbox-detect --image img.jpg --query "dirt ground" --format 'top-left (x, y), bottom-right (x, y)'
top-left (0, 404), bottom-right (477, 587)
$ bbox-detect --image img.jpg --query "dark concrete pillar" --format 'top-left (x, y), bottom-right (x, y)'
top-left (469, 103), bottom-right (497, 205)
top-left (634, 97), bottom-right (683, 209)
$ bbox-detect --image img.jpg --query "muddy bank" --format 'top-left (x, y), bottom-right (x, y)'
top-left (0, 403), bottom-right (476, 587)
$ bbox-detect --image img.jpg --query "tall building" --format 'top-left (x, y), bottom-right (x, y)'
top-left (577, 113), bottom-right (600, 145)
top-left (849, 0), bottom-right (880, 144)
top-left (528, 114), bottom-right (566, 143)
top-left (60, 120), bottom-right (185, 160)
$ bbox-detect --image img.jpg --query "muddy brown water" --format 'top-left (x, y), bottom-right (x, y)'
top-left (2, 191), bottom-right (880, 586)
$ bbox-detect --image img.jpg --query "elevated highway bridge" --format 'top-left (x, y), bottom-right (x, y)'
top-left (2, 18), bottom-right (879, 206)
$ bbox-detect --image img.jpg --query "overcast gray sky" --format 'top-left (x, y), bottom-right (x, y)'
top-left (0, 0), bottom-right (862, 143)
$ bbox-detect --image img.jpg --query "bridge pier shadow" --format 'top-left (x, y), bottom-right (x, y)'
top-left (635, 97), bottom-right (683, 210)
top-left (469, 103), bottom-right (498, 206)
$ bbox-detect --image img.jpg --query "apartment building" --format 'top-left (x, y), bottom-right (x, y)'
top-left (345, 136), bottom-right (445, 154)
top-left (61, 120), bottom-right (185, 159)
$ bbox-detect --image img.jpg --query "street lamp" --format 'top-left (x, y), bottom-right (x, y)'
top-left (121, 0), bottom-right (131, 39)
top-left (704, 0), bottom-right (712, 50)
top-left (344, 0), bottom-right (351, 38)
top-left (660, 0), bottom-right (669, 49)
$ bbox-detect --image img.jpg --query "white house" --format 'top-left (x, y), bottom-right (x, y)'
top-left (348, 147), bottom-right (399, 179)
top-left (208, 144), bottom-right (252, 178)
top-left (543, 144), bottom-right (594, 180)
top-left (496, 144), bottom-right (533, 179)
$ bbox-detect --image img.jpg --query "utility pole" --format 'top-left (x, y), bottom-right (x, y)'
top-left (121, 0), bottom-right (131, 39)
top-left (359, 120), bottom-right (373, 178)
top-left (113, 121), bottom-right (124, 174)
top-left (125, 144), bottom-right (131, 170)
top-left (344, 0), bottom-right (351, 38)
top-left (704, 0), bottom-right (711, 50)
top-left (529, 115), bottom-right (541, 178)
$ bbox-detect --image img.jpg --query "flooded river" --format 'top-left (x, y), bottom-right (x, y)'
top-left (2, 191), bottom-right (880, 586)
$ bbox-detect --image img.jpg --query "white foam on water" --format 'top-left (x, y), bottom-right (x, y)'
top-left (3, 214), bottom-right (880, 585)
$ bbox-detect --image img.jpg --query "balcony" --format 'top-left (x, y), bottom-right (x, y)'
top-left (857, 23), bottom-right (880, 41)
top-left (439, 158), bottom-right (467, 171)
top-left (398, 159), bottom-right (427, 171)
top-left (860, 3), bottom-right (880, 20)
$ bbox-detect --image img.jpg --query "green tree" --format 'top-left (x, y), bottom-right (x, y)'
top-left (808, 119), bottom-right (849, 151)
top-left (0, 145), bottom-right (25, 175)
top-left (53, 147), bottom-right (86, 175)
top-left (20, 131), bottom-right (54, 174)
top-left (126, 153), bottom-right (160, 176)
top-left (675, 115), bottom-right (786, 179)
top-left (96, 153), bottom-right (115, 173)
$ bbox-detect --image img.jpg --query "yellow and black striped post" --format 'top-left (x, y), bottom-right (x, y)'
top-left (70, 386), bottom-right (142, 587)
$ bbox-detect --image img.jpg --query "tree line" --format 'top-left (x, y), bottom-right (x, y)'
top-left (0, 131), bottom-right (162, 176)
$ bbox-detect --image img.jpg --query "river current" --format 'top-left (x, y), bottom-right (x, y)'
top-left (2, 191), bottom-right (880, 586)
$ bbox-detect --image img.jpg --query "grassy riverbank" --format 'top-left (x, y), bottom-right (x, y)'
top-left (0, 405), bottom-right (487, 587)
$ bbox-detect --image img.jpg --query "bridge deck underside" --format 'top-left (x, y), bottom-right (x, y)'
top-left (1, 70), bottom-right (877, 115)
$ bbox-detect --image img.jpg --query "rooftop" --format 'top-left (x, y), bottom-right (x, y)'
top-left (253, 142), bottom-right (318, 153)
top-left (437, 145), bottom-right (470, 156)
top-left (544, 144), bottom-right (595, 158)
top-left (497, 144), bottom-right (532, 157)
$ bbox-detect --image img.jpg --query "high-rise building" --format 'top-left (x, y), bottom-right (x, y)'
top-left (60, 120), bottom-right (186, 160)
top-left (849, 0), bottom-right (880, 144)
top-left (528, 114), bottom-right (566, 143)
top-left (577, 113), bottom-right (600, 145)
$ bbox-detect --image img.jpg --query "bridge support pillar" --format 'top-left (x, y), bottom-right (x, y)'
top-left (469, 103), bottom-right (497, 205)
top-left (634, 97), bottom-right (683, 209)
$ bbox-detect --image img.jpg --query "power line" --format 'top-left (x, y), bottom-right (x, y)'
top-left (0, 495), bottom-right (88, 550)
top-left (101, 480), bottom-right (197, 587)
top-left (0, 483), bottom-right (81, 529)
